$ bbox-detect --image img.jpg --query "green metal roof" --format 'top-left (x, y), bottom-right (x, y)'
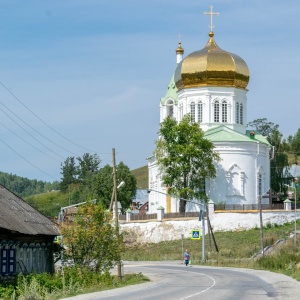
top-left (204, 126), bottom-right (270, 145)
top-left (161, 74), bottom-right (178, 105)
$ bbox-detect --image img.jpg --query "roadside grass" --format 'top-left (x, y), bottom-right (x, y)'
top-left (0, 270), bottom-right (149, 300)
top-left (123, 220), bottom-right (300, 280)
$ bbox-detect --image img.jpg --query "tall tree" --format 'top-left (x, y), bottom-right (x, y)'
top-left (60, 157), bottom-right (78, 193)
top-left (268, 127), bottom-right (289, 193)
top-left (248, 118), bottom-right (278, 137)
top-left (288, 128), bottom-right (300, 163)
top-left (155, 115), bottom-right (220, 212)
top-left (60, 203), bottom-right (123, 273)
top-left (77, 153), bottom-right (100, 187)
top-left (92, 162), bottom-right (137, 211)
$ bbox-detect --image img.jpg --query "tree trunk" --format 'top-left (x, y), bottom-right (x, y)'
top-left (179, 199), bottom-right (186, 213)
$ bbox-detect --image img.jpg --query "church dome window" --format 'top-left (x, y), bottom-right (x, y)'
top-left (166, 99), bottom-right (174, 117)
top-left (214, 100), bottom-right (220, 122)
top-left (236, 102), bottom-right (240, 124)
top-left (197, 101), bottom-right (203, 123)
top-left (240, 103), bottom-right (244, 125)
top-left (190, 101), bottom-right (195, 123)
top-left (222, 100), bottom-right (228, 123)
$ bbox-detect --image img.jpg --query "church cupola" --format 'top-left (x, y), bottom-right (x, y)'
top-left (176, 41), bottom-right (184, 64)
top-left (174, 31), bottom-right (250, 91)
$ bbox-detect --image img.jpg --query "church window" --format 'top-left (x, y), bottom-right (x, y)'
top-left (200, 177), bottom-right (206, 193)
top-left (190, 101), bottom-right (195, 123)
top-left (166, 100), bottom-right (174, 118)
top-left (214, 100), bottom-right (219, 122)
top-left (236, 103), bottom-right (240, 124)
top-left (222, 100), bottom-right (227, 123)
top-left (258, 173), bottom-right (262, 196)
top-left (197, 102), bottom-right (203, 123)
top-left (240, 104), bottom-right (243, 125)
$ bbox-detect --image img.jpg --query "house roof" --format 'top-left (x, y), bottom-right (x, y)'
top-left (132, 189), bottom-right (149, 203)
top-left (0, 184), bottom-right (59, 236)
top-left (283, 164), bottom-right (300, 178)
top-left (204, 126), bottom-right (270, 145)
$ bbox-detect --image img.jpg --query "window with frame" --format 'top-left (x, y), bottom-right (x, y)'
top-left (197, 102), bottom-right (203, 123)
top-left (240, 103), bottom-right (243, 125)
top-left (214, 100), bottom-right (219, 122)
top-left (236, 102), bottom-right (239, 124)
top-left (258, 173), bottom-right (262, 196)
top-left (222, 100), bottom-right (228, 123)
top-left (199, 177), bottom-right (206, 193)
top-left (1, 248), bottom-right (16, 275)
top-left (166, 100), bottom-right (174, 117)
top-left (190, 101), bottom-right (195, 123)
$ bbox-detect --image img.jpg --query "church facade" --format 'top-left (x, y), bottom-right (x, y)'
top-left (148, 19), bottom-right (271, 213)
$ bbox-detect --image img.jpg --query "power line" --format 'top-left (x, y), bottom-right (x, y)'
top-left (0, 80), bottom-right (97, 154)
top-left (0, 103), bottom-right (66, 160)
top-left (0, 119), bottom-right (61, 163)
top-left (0, 137), bottom-right (58, 181)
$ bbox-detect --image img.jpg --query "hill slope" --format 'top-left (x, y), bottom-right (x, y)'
top-left (131, 165), bottom-right (148, 189)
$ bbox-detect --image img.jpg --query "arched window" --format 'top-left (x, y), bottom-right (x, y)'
top-left (166, 100), bottom-right (174, 117)
top-left (214, 100), bottom-right (219, 122)
top-left (236, 102), bottom-right (240, 124)
top-left (190, 101), bottom-right (195, 123)
top-left (222, 100), bottom-right (227, 123)
top-left (257, 173), bottom-right (262, 196)
top-left (197, 102), bottom-right (203, 123)
top-left (240, 103), bottom-right (243, 125)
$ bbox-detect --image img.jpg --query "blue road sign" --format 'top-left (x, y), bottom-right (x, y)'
top-left (191, 230), bottom-right (201, 240)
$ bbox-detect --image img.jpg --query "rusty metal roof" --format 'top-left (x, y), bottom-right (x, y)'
top-left (0, 184), bottom-right (60, 236)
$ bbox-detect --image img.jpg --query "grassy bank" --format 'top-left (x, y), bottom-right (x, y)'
top-left (123, 220), bottom-right (300, 280)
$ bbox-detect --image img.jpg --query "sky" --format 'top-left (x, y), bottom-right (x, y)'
top-left (0, 0), bottom-right (299, 182)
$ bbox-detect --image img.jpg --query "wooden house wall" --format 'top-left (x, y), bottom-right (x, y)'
top-left (0, 234), bottom-right (55, 279)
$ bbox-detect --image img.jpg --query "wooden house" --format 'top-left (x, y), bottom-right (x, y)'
top-left (0, 184), bottom-right (60, 280)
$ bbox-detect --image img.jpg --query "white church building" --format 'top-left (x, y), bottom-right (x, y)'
top-left (148, 10), bottom-right (271, 213)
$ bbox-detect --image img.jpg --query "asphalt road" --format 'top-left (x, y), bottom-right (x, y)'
top-left (62, 261), bottom-right (300, 300)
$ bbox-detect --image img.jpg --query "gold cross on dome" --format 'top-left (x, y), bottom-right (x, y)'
top-left (203, 5), bottom-right (219, 32)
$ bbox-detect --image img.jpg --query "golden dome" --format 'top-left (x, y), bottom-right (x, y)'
top-left (174, 31), bottom-right (250, 91)
top-left (176, 41), bottom-right (184, 54)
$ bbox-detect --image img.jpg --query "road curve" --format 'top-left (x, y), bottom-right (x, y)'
top-left (62, 261), bottom-right (300, 300)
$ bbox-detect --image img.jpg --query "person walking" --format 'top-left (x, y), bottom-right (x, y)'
top-left (184, 249), bottom-right (190, 266)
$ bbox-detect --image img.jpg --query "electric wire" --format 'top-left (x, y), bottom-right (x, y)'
top-left (0, 137), bottom-right (58, 181)
top-left (0, 80), bottom-right (97, 154)
top-left (0, 104), bottom-right (66, 160)
top-left (0, 119), bottom-right (61, 163)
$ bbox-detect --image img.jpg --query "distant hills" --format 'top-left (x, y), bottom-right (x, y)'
top-left (0, 164), bottom-right (148, 200)
top-left (0, 171), bottom-right (59, 198)
top-left (131, 165), bottom-right (148, 189)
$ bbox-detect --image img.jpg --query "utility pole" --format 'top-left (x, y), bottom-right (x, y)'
top-left (112, 148), bottom-right (122, 279)
top-left (201, 204), bottom-right (206, 263)
top-left (258, 195), bottom-right (264, 255)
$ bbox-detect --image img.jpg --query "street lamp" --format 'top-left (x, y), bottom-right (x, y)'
top-left (109, 181), bottom-right (125, 212)
top-left (284, 183), bottom-right (297, 246)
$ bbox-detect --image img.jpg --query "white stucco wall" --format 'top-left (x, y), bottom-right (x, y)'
top-left (121, 212), bottom-right (299, 244)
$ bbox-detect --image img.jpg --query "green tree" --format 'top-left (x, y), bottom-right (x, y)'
top-left (77, 153), bottom-right (100, 185)
top-left (60, 203), bottom-right (123, 273)
top-left (248, 118), bottom-right (277, 137)
top-left (268, 127), bottom-right (289, 193)
top-left (288, 128), bottom-right (300, 163)
top-left (155, 115), bottom-right (220, 212)
top-left (60, 157), bottom-right (78, 192)
top-left (92, 162), bottom-right (137, 211)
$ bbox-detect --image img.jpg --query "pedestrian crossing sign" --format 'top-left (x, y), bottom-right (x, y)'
top-left (191, 229), bottom-right (201, 240)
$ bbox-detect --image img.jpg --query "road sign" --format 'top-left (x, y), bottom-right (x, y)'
top-left (295, 183), bottom-right (299, 189)
top-left (191, 229), bottom-right (201, 240)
